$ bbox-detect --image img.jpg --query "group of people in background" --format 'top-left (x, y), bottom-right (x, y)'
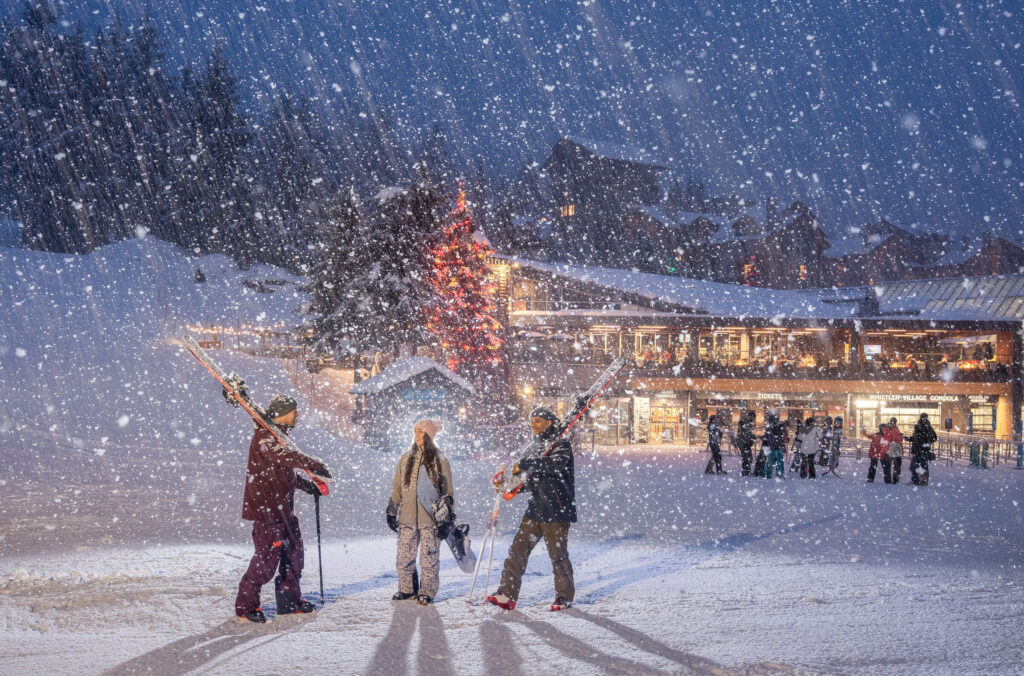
top-left (705, 410), bottom-right (937, 485)
top-left (706, 410), bottom-right (843, 479)
top-left (861, 413), bottom-right (937, 486)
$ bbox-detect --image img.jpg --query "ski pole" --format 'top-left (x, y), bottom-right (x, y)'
top-left (468, 490), bottom-right (502, 604)
top-left (315, 492), bottom-right (324, 606)
top-left (482, 517), bottom-right (499, 598)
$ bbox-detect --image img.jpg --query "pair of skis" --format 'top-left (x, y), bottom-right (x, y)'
top-left (466, 357), bottom-right (626, 605)
top-left (181, 335), bottom-right (332, 604)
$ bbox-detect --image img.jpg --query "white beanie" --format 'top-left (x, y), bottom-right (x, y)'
top-left (413, 418), bottom-right (443, 441)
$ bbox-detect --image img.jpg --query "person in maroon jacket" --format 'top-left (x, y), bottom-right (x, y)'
top-left (235, 394), bottom-right (332, 623)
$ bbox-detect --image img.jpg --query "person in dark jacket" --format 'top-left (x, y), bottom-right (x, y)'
top-left (704, 415), bottom-right (726, 475)
top-left (761, 410), bottom-right (787, 479)
top-left (235, 395), bottom-right (332, 623)
top-left (488, 406), bottom-right (576, 612)
top-left (907, 412), bottom-right (937, 486)
top-left (817, 416), bottom-right (833, 466)
top-left (737, 410), bottom-right (756, 476)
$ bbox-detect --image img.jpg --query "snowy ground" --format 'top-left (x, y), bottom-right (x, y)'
top-left (2, 241), bottom-right (1023, 675)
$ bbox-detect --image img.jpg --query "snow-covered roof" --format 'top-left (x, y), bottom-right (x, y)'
top-left (823, 236), bottom-right (870, 260)
top-left (561, 136), bottom-right (669, 169)
top-left (631, 204), bottom-right (678, 228)
top-left (374, 185), bottom-right (407, 204)
top-left (861, 274), bottom-right (1024, 320)
top-left (349, 357), bottom-right (475, 395)
top-left (503, 256), bottom-right (1010, 323)
top-left (677, 211), bottom-right (728, 228)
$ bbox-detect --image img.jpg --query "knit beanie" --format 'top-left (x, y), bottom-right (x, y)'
top-left (529, 406), bottom-right (560, 425)
top-left (413, 418), bottom-right (443, 441)
top-left (266, 394), bottom-right (298, 420)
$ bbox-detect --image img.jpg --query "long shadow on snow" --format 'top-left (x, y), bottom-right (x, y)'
top-left (500, 610), bottom-right (715, 676)
top-left (103, 618), bottom-right (304, 675)
top-left (366, 602), bottom-right (455, 676)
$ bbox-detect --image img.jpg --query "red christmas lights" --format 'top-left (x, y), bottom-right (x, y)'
top-left (426, 188), bottom-right (504, 375)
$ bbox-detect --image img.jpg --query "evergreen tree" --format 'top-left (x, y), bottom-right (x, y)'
top-left (426, 188), bottom-right (504, 381)
top-left (311, 174), bottom-right (442, 354)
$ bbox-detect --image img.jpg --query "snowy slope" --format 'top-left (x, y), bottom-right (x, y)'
top-left (1, 241), bottom-right (1023, 675)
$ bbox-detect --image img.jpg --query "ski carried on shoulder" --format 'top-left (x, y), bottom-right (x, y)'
top-left (498, 356), bottom-right (626, 500)
top-left (467, 357), bottom-right (625, 606)
top-left (180, 335), bottom-right (330, 495)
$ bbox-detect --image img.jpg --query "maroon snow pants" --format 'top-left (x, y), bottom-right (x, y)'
top-left (235, 516), bottom-right (304, 615)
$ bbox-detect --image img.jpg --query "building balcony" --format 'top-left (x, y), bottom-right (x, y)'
top-left (508, 349), bottom-right (1012, 384)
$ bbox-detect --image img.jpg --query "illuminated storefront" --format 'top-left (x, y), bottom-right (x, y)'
top-left (494, 258), bottom-right (1023, 443)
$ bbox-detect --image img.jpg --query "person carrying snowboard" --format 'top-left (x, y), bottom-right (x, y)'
top-left (704, 415), bottom-right (726, 475)
top-left (487, 406), bottom-right (576, 612)
top-left (907, 412), bottom-right (937, 486)
top-left (386, 419), bottom-right (454, 606)
top-left (826, 416), bottom-right (843, 472)
top-left (235, 395), bottom-right (332, 623)
top-left (761, 410), bottom-right (787, 479)
top-left (817, 416), bottom-right (833, 466)
top-left (737, 410), bottom-right (756, 476)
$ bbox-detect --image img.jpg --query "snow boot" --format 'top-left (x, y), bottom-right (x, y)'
top-left (416, 594), bottom-right (433, 605)
top-left (278, 598), bottom-right (316, 615)
top-left (550, 597), bottom-right (572, 611)
top-left (236, 608), bottom-right (267, 623)
top-left (392, 590), bottom-right (416, 601)
top-left (486, 594), bottom-right (517, 611)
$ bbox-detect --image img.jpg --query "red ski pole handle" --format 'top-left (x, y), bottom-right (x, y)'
top-left (502, 477), bottom-right (528, 501)
top-left (303, 469), bottom-right (330, 496)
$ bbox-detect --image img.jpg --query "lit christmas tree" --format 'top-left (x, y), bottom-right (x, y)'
top-left (427, 189), bottom-right (505, 378)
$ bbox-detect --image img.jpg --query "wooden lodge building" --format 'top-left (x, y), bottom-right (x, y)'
top-left (488, 258), bottom-right (1024, 445)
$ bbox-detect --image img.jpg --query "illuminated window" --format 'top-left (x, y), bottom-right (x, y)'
top-left (799, 264), bottom-right (808, 281)
top-left (560, 204), bottom-right (575, 217)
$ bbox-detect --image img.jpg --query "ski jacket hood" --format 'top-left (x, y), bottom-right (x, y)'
top-left (242, 425), bottom-right (328, 523)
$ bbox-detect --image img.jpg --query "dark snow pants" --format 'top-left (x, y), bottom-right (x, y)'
top-left (740, 446), bottom-right (753, 476)
top-left (910, 453), bottom-right (930, 485)
top-left (753, 449), bottom-right (766, 477)
top-left (800, 453), bottom-right (816, 478)
top-left (867, 457), bottom-right (892, 483)
top-left (762, 448), bottom-right (785, 478)
top-left (705, 444), bottom-right (724, 474)
top-left (497, 517), bottom-right (574, 602)
top-left (890, 456), bottom-right (902, 483)
top-left (235, 516), bottom-right (304, 615)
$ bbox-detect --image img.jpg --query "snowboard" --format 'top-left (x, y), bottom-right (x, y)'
top-left (444, 522), bottom-right (477, 573)
top-left (428, 494), bottom-right (477, 573)
top-left (180, 335), bottom-right (330, 494)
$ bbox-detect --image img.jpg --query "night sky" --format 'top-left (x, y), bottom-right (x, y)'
top-left (5, 0), bottom-right (1021, 239)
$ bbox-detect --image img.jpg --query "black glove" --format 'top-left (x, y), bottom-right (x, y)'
top-left (318, 465), bottom-right (333, 480)
top-left (386, 511), bottom-right (398, 533)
